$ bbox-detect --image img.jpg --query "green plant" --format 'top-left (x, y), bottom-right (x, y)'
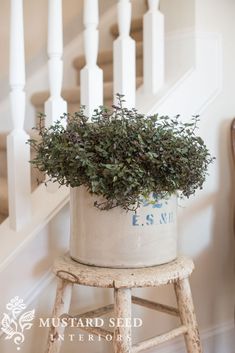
top-left (28, 94), bottom-right (214, 211)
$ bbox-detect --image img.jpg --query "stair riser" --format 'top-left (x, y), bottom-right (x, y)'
top-left (0, 184), bottom-right (8, 216)
top-left (76, 56), bottom-right (143, 86)
top-left (0, 203), bottom-right (8, 216)
top-left (0, 150), bottom-right (7, 179)
top-left (0, 134), bottom-right (7, 150)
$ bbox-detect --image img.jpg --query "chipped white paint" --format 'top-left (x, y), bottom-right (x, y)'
top-left (114, 288), bottom-right (132, 353)
top-left (45, 255), bottom-right (202, 353)
top-left (131, 296), bottom-right (179, 316)
top-left (174, 278), bottom-right (203, 353)
top-left (46, 278), bottom-right (73, 353)
top-left (132, 325), bottom-right (188, 353)
top-left (54, 255), bottom-right (194, 288)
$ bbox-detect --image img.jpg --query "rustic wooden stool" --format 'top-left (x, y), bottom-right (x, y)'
top-left (46, 255), bottom-right (202, 353)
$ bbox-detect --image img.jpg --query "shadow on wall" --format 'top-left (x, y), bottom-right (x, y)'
top-left (129, 118), bottom-right (235, 352)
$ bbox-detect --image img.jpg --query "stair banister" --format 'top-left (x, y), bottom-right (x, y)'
top-left (144, 0), bottom-right (165, 94)
top-left (45, 0), bottom-right (67, 127)
top-left (113, 0), bottom-right (136, 107)
top-left (80, 0), bottom-right (103, 118)
top-left (7, 0), bottom-right (31, 230)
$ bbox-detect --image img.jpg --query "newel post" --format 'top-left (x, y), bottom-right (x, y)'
top-left (113, 0), bottom-right (136, 108)
top-left (7, 0), bottom-right (31, 230)
top-left (143, 0), bottom-right (165, 94)
top-left (80, 0), bottom-right (103, 118)
top-left (45, 0), bottom-right (67, 126)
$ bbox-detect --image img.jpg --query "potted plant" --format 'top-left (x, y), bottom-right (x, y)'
top-left (28, 94), bottom-right (214, 268)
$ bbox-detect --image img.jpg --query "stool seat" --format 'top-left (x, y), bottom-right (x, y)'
top-left (54, 255), bottom-right (194, 288)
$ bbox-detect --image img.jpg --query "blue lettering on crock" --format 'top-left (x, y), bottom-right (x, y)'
top-left (160, 213), bottom-right (168, 224)
top-left (146, 214), bottom-right (154, 225)
top-left (160, 212), bottom-right (174, 224)
top-left (132, 214), bottom-right (140, 226)
top-left (132, 212), bottom-right (174, 227)
top-left (152, 203), bottom-right (163, 208)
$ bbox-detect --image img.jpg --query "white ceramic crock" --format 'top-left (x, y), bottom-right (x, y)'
top-left (70, 187), bottom-right (178, 268)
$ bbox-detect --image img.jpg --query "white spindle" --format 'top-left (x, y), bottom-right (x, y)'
top-left (45, 0), bottom-right (67, 126)
top-left (7, 0), bottom-right (31, 230)
top-left (113, 0), bottom-right (136, 108)
top-left (144, 0), bottom-right (165, 94)
top-left (80, 0), bottom-right (103, 118)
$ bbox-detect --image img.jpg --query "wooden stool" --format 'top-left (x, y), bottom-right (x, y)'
top-left (46, 255), bottom-right (202, 353)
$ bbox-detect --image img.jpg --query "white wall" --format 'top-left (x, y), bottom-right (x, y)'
top-left (145, 0), bottom-right (235, 350)
top-left (161, 0), bottom-right (195, 33)
top-left (183, 0), bottom-right (235, 332)
top-left (161, 0), bottom-right (235, 350)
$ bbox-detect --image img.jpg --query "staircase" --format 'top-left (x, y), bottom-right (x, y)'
top-left (0, 2), bottom-right (227, 353)
top-left (0, 17), bottom-right (144, 224)
top-left (0, 11), bottom-right (222, 226)
top-left (31, 19), bottom-right (144, 113)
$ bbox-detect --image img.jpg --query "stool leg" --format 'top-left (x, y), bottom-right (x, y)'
top-left (174, 278), bottom-right (202, 353)
top-left (45, 278), bottom-right (73, 353)
top-left (113, 288), bottom-right (132, 353)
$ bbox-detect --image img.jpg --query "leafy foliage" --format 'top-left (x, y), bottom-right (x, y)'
top-left (28, 94), bottom-right (214, 211)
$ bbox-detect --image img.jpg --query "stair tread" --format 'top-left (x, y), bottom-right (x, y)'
top-left (31, 77), bottom-right (143, 108)
top-left (73, 41), bottom-right (143, 71)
